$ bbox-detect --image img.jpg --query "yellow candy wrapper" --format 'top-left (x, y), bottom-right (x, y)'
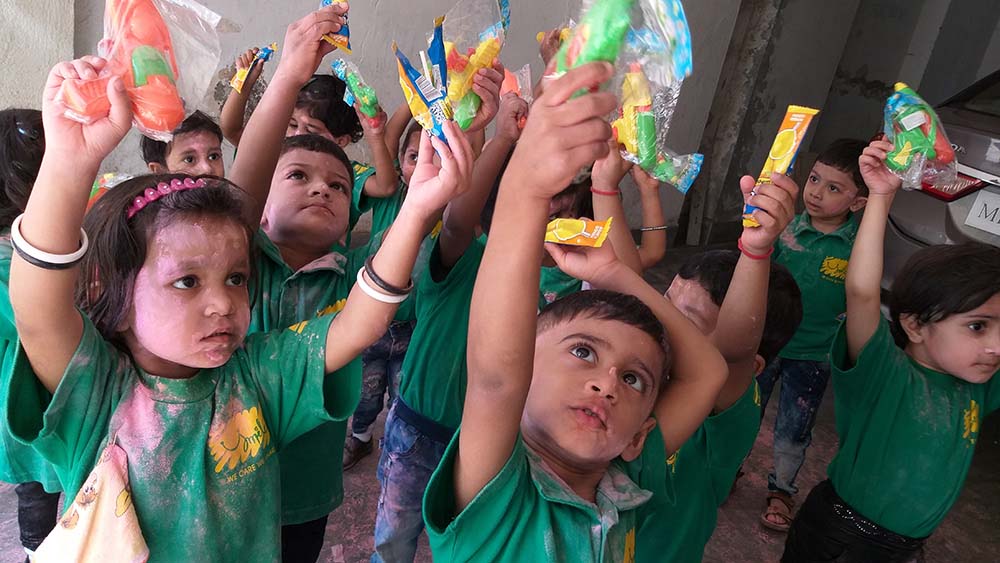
top-left (742, 105), bottom-right (819, 227)
top-left (545, 217), bottom-right (613, 248)
top-left (320, 0), bottom-right (352, 53)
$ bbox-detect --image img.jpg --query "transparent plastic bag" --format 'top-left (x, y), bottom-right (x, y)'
top-left (319, 0), bottom-right (352, 53)
top-left (500, 63), bottom-right (533, 104)
top-left (56, 0), bottom-right (221, 141)
top-left (394, 17), bottom-right (452, 144)
top-left (332, 59), bottom-right (383, 128)
top-left (611, 0), bottom-right (702, 193)
top-left (883, 82), bottom-right (957, 190)
top-left (439, 0), bottom-right (506, 129)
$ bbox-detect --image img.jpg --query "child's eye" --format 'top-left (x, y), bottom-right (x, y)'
top-left (623, 372), bottom-right (646, 392)
top-left (407, 152), bottom-right (419, 163)
top-left (182, 156), bottom-right (195, 164)
top-left (287, 171), bottom-right (305, 181)
top-left (571, 345), bottom-right (596, 363)
top-left (226, 273), bottom-right (247, 287)
top-left (172, 276), bottom-right (198, 289)
top-left (208, 152), bottom-right (222, 161)
top-left (968, 321), bottom-right (986, 333)
top-left (829, 185), bottom-right (840, 193)
top-left (329, 182), bottom-right (348, 193)
top-left (809, 174), bottom-right (819, 183)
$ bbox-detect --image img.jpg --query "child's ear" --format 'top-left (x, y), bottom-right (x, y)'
top-left (148, 162), bottom-right (166, 174)
top-left (619, 417), bottom-right (657, 462)
top-left (849, 195), bottom-right (868, 212)
top-left (753, 354), bottom-right (767, 377)
top-left (900, 314), bottom-right (926, 344)
top-left (333, 134), bottom-right (353, 148)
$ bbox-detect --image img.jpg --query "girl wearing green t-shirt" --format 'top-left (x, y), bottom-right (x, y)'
top-left (7, 56), bottom-right (473, 561)
top-left (782, 139), bottom-right (1000, 561)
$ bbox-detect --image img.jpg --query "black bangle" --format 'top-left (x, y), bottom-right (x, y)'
top-left (364, 255), bottom-right (413, 296)
top-left (640, 225), bottom-right (669, 232)
top-left (11, 239), bottom-right (81, 270)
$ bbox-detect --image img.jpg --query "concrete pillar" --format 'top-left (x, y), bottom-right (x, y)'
top-left (919, 0), bottom-right (1000, 104)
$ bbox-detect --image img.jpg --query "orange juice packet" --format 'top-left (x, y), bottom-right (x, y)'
top-left (743, 105), bottom-right (819, 227)
top-left (545, 217), bottom-right (613, 248)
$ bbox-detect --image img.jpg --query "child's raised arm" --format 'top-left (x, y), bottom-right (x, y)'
top-left (356, 105), bottom-right (400, 198)
top-left (546, 242), bottom-right (728, 455)
top-left (437, 92), bottom-right (527, 270)
top-left (459, 63), bottom-right (618, 511)
top-left (228, 5), bottom-right (346, 227)
top-left (632, 168), bottom-right (668, 269)
top-left (710, 173), bottom-right (797, 411)
top-left (845, 139), bottom-right (901, 360)
top-left (10, 58), bottom-right (133, 392)
top-left (383, 102), bottom-right (413, 159)
top-left (324, 122), bottom-right (473, 373)
top-left (219, 47), bottom-right (267, 146)
top-left (591, 141), bottom-right (642, 274)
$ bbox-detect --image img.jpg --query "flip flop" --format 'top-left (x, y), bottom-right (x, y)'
top-left (760, 491), bottom-right (794, 532)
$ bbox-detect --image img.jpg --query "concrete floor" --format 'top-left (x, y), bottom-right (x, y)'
top-left (0, 246), bottom-right (997, 562)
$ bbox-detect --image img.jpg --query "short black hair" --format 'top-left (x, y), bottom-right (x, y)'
top-left (280, 134), bottom-right (356, 188)
top-left (538, 289), bottom-right (671, 391)
top-left (296, 74), bottom-right (363, 143)
top-left (677, 249), bottom-right (803, 364)
top-left (0, 108), bottom-right (44, 227)
top-left (815, 138), bottom-right (868, 197)
top-left (889, 242), bottom-right (1000, 348)
top-left (140, 110), bottom-right (223, 166)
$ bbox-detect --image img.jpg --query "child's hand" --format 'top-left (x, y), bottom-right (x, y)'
top-left (358, 104), bottom-right (388, 139)
top-left (495, 93), bottom-right (529, 143)
top-left (632, 167), bottom-right (661, 193)
top-left (273, 5), bottom-right (347, 87)
top-left (506, 62), bottom-right (617, 202)
top-left (545, 236), bottom-right (621, 285)
top-left (42, 57), bottom-right (132, 167)
top-left (860, 139), bottom-right (902, 197)
top-left (403, 121), bottom-right (474, 218)
top-left (236, 47), bottom-right (265, 88)
top-left (465, 61), bottom-right (505, 133)
top-left (592, 140), bottom-right (632, 190)
top-left (739, 172), bottom-right (798, 255)
top-left (539, 29), bottom-right (562, 66)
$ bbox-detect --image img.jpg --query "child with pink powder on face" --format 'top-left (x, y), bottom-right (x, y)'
top-left (4, 52), bottom-right (472, 562)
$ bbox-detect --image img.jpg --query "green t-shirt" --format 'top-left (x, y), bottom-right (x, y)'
top-left (350, 160), bottom-right (378, 232)
top-left (397, 238), bottom-right (486, 430)
top-left (250, 231), bottom-right (366, 524)
top-left (773, 213), bottom-right (858, 361)
top-left (629, 381), bottom-right (761, 562)
top-left (538, 266), bottom-right (584, 310)
top-left (5, 314), bottom-right (346, 561)
top-left (361, 182), bottom-right (407, 245)
top-left (0, 236), bottom-right (61, 491)
top-left (425, 433), bottom-right (651, 562)
top-left (827, 318), bottom-right (1000, 537)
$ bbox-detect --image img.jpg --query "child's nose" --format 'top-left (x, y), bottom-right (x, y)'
top-left (204, 286), bottom-right (235, 317)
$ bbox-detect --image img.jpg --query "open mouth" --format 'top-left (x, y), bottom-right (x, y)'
top-left (202, 329), bottom-right (232, 342)
top-left (572, 406), bottom-right (607, 430)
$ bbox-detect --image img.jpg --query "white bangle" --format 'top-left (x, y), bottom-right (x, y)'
top-left (356, 267), bottom-right (408, 304)
top-left (10, 214), bottom-right (89, 269)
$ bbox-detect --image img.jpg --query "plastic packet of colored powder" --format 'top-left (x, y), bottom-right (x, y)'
top-left (332, 59), bottom-right (383, 127)
top-left (743, 105), bottom-right (819, 227)
top-left (883, 82), bottom-right (956, 190)
top-left (545, 217), bottom-right (614, 248)
top-left (393, 17), bottom-right (452, 144)
top-left (319, 0), bottom-right (352, 53)
top-left (230, 43), bottom-right (275, 94)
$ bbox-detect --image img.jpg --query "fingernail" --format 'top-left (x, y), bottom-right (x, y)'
top-left (114, 78), bottom-right (125, 91)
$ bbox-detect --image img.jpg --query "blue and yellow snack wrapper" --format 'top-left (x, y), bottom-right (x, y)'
top-left (393, 17), bottom-right (452, 144)
top-left (320, 0), bottom-right (352, 53)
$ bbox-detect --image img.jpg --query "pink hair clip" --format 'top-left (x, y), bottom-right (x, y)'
top-left (126, 177), bottom-right (207, 219)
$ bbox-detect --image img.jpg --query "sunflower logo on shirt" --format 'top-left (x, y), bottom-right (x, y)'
top-left (209, 406), bottom-right (273, 474)
top-left (963, 400), bottom-right (980, 446)
top-left (623, 528), bottom-right (636, 563)
top-left (819, 256), bottom-right (848, 282)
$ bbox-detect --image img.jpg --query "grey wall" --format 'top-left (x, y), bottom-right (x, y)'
top-left (2, 1), bottom-right (74, 109)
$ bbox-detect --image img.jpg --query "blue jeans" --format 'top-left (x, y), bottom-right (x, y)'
top-left (371, 401), bottom-right (452, 563)
top-left (757, 357), bottom-right (831, 497)
top-left (353, 321), bottom-right (414, 436)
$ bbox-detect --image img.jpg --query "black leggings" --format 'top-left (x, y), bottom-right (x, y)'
top-left (782, 480), bottom-right (926, 563)
top-left (14, 482), bottom-right (59, 553)
top-left (281, 515), bottom-right (330, 563)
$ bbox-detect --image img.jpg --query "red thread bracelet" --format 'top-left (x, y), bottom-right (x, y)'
top-left (591, 188), bottom-right (621, 196)
top-left (738, 238), bottom-right (774, 260)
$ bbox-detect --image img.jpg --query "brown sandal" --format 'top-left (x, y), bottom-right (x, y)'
top-left (760, 491), bottom-right (794, 532)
